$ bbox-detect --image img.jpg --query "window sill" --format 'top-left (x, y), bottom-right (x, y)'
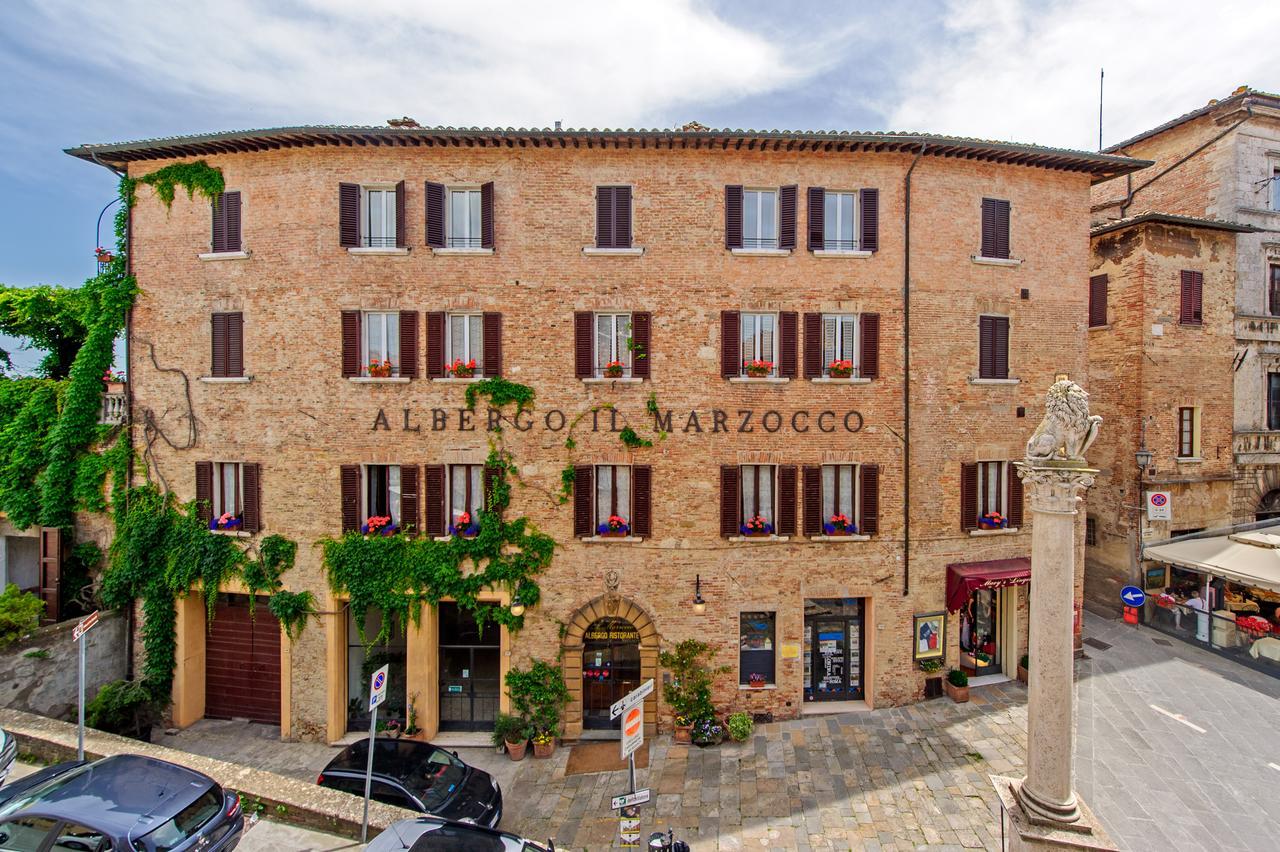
top-left (211, 529), bottom-right (252, 538)
top-left (969, 377), bottom-right (1021, 385)
top-left (432, 377), bottom-right (485, 383)
top-left (197, 250), bottom-right (251, 261)
top-left (728, 535), bottom-right (790, 543)
top-left (348, 247), bottom-right (410, 256)
top-left (580, 536), bottom-right (645, 544)
top-left (811, 376), bottom-right (871, 384)
top-left (1175, 456), bottom-right (1204, 464)
top-left (969, 527), bottom-right (1020, 537)
top-left (812, 249), bottom-right (872, 259)
top-left (349, 376), bottom-right (411, 383)
top-left (809, 534), bottom-right (871, 542)
top-left (582, 246), bottom-right (644, 256)
top-left (1088, 324), bottom-right (1112, 332)
top-left (730, 248), bottom-right (792, 257)
top-left (582, 377), bottom-right (644, 384)
top-left (971, 255), bottom-right (1022, 268)
top-left (432, 247), bottom-right (494, 256)
top-left (738, 683), bottom-right (778, 691)
top-left (199, 376), bottom-right (252, 384)
top-left (728, 376), bottom-right (790, 384)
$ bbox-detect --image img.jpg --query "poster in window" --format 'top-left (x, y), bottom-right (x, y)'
top-left (912, 611), bottom-right (945, 661)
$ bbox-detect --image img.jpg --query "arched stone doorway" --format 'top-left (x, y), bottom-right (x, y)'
top-left (1258, 488), bottom-right (1280, 523)
top-left (561, 595), bottom-right (658, 741)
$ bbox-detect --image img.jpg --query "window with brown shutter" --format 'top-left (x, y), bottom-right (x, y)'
top-left (483, 465), bottom-right (502, 513)
top-left (195, 461), bottom-right (213, 525)
top-left (211, 312), bottom-right (241, 378)
top-left (449, 464), bottom-right (483, 531)
top-left (631, 311), bottom-right (651, 378)
top-left (481, 181), bottom-right (495, 249)
top-left (778, 185), bottom-right (797, 250)
top-left (1007, 467), bottom-right (1024, 529)
top-left (426, 312), bottom-right (446, 378)
top-left (399, 311), bottom-right (419, 379)
top-left (339, 183), bottom-right (360, 247)
top-left (778, 312), bottom-right (798, 378)
top-left (740, 465), bottom-right (777, 533)
top-left (574, 312), bottom-right (594, 378)
top-left (981, 197), bottom-right (1011, 259)
top-left (978, 315), bottom-right (1009, 379)
top-left (720, 465), bottom-right (740, 537)
top-left (395, 180), bottom-right (407, 248)
top-left (632, 465), bottom-right (652, 538)
top-left (725, 185), bottom-right (743, 249)
top-left (400, 464), bottom-right (419, 535)
top-left (241, 463), bottom-right (261, 534)
top-left (860, 188), bottom-right (879, 253)
top-left (802, 466), bottom-right (822, 536)
top-left (720, 310), bottom-right (740, 378)
top-left (573, 465), bottom-right (594, 538)
top-left (776, 465), bottom-right (797, 536)
top-left (340, 465), bottom-right (360, 533)
top-left (595, 186), bottom-right (633, 249)
top-left (960, 462), bottom-right (978, 531)
top-left (341, 311), bottom-right (360, 377)
top-left (211, 191), bottom-right (242, 253)
top-left (803, 313), bottom-right (823, 378)
top-left (482, 312), bottom-right (503, 376)
top-left (424, 181), bottom-right (446, 248)
top-left (1180, 270), bottom-right (1203, 324)
top-left (424, 464), bottom-right (446, 536)
top-left (860, 464), bottom-right (879, 536)
top-left (1088, 274), bottom-right (1108, 328)
top-left (807, 188), bottom-right (825, 251)
top-left (859, 313), bottom-right (880, 379)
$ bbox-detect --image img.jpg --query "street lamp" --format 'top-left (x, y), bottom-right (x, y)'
top-left (510, 583), bottom-right (526, 618)
top-left (1135, 447), bottom-right (1153, 472)
top-left (692, 575), bottom-right (706, 615)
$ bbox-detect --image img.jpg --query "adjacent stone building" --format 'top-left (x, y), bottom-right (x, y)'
top-left (69, 125), bottom-right (1142, 742)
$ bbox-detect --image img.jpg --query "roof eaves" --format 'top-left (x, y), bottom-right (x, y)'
top-left (1089, 211), bottom-right (1259, 237)
top-left (1104, 88), bottom-right (1280, 153)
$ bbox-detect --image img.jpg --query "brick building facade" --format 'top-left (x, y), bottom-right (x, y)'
top-left (69, 126), bottom-right (1141, 742)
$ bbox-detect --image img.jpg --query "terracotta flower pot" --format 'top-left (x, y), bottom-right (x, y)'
top-left (944, 680), bottom-right (970, 703)
top-left (532, 738), bottom-right (556, 758)
top-left (673, 723), bottom-right (692, 744)
top-left (505, 739), bottom-right (528, 761)
top-left (105, 382), bottom-right (125, 394)
top-left (1017, 664), bottom-right (1029, 684)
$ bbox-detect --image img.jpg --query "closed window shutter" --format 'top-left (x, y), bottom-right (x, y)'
top-left (614, 186), bottom-right (632, 249)
top-left (859, 313), bottom-right (880, 379)
top-left (960, 462), bottom-right (978, 531)
top-left (426, 312), bottom-right (446, 378)
top-left (573, 465), bottom-right (594, 538)
top-left (777, 465), bottom-right (797, 536)
top-left (226, 312), bottom-right (244, 378)
top-left (1088, 274), bottom-right (1108, 327)
top-left (195, 461), bottom-right (213, 524)
top-left (595, 187), bottom-right (614, 248)
top-left (995, 199), bottom-right (1011, 259)
top-left (424, 465), bottom-right (446, 536)
top-left (725, 185), bottom-right (743, 249)
top-left (1007, 465), bottom-right (1024, 528)
top-left (860, 464), bottom-right (879, 536)
top-left (483, 465), bottom-right (502, 513)
top-left (394, 180), bottom-right (407, 248)
top-left (778, 311), bottom-right (798, 378)
top-left (632, 465), bottom-right (652, 538)
top-left (803, 313), bottom-right (823, 378)
top-left (211, 313), bottom-right (228, 378)
top-left (631, 311), bottom-right (651, 378)
top-left (1181, 270), bottom-right (1203, 323)
top-left (860, 188), bottom-right (879, 252)
top-left (224, 191), bottom-right (242, 253)
top-left (981, 198), bottom-right (998, 258)
top-left (400, 464), bottom-right (419, 536)
top-left (719, 465), bottom-right (740, 538)
top-left (574, 311), bottom-right (594, 378)
top-left (340, 465), bottom-right (360, 532)
top-left (399, 311), bottom-right (419, 379)
top-left (211, 194), bottom-right (226, 253)
top-left (993, 316), bottom-right (1010, 379)
top-left (339, 183), bottom-right (360, 247)
top-left (979, 316), bottom-right (995, 379)
top-left (481, 181), bottom-right (495, 249)
top-left (483, 312), bottom-right (503, 376)
top-left (242, 463), bottom-right (261, 533)
top-left (425, 181), bottom-right (445, 248)
top-left (720, 310), bottom-right (740, 378)
top-left (802, 465), bottom-right (822, 536)
top-left (807, 187), bottom-right (825, 251)
top-left (779, 185), bottom-right (797, 250)
top-left (341, 310), bottom-right (360, 378)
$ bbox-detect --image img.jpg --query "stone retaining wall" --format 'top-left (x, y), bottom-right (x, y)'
top-left (0, 611), bottom-right (127, 719)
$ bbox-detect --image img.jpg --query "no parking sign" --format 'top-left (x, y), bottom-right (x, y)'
top-left (1146, 491), bottom-right (1172, 521)
top-left (368, 664), bottom-right (389, 712)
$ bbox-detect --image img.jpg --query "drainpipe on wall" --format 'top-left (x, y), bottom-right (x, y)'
top-left (903, 143), bottom-right (926, 596)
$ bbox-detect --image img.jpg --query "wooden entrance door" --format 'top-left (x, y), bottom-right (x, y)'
top-left (205, 594), bottom-right (281, 725)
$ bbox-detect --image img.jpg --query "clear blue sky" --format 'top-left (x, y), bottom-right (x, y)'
top-left (0, 0), bottom-right (1275, 371)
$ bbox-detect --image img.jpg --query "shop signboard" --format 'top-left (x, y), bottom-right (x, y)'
top-left (1146, 491), bottom-right (1172, 521)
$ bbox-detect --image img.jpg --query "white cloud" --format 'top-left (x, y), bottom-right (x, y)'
top-left (9, 0), bottom-right (833, 129)
top-left (886, 0), bottom-right (1280, 151)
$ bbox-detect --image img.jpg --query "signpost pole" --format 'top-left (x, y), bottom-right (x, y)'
top-left (361, 703), bottom-right (377, 843)
top-left (76, 632), bottom-right (85, 761)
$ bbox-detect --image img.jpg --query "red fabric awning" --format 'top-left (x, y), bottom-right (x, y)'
top-left (946, 557), bottom-right (1031, 612)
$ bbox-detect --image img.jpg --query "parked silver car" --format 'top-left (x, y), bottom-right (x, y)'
top-left (0, 728), bottom-right (16, 787)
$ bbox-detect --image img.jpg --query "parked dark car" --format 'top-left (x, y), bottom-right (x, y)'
top-left (366, 816), bottom-right (552, 851)
top-left (0, 728), bottom-right (16, 787)
top-left (317, 737), bottom-right (501, 828)
top-left (0, 754), bottom-right (243, 851)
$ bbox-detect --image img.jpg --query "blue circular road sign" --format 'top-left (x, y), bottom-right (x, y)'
top-left (1120, 586), bottom-right (1146, 607)
top-left (373, 671), bottom-right (385, 691)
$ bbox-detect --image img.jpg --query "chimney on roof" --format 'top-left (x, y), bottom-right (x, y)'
top-left (387, 116), bottom-right (420, 128)
top-left (554, 120), bottom-right (562, 131)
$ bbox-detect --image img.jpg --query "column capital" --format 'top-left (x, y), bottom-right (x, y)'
top-left (1014, 461), bottom-right (1097, 515)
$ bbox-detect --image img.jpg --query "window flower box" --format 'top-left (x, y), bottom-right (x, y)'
top-left (367, 359), bottom-right (393, 378)
top-left (603, 360), bottom-right (625, 378)
top-left (210, 512), bottom-right (242, 531)
top-left (748, 672), bottom-right (767, 688)
top-left (827, 359), bottom-right (854, 379)
top-left (743, 359), bottom-right (773, 378)
top-left (449, 512), bottom-right (480, 538)
top-left (361, 515), bottom-right (399, 536)
top-left (446, 358), bottom-right (476, 378)
top-left (823, 514), bottom-right (857, 536)
top-left (95, 247), bottom-right (114, 264)
top-left (597, 515), bottom-right (630, 537)
top-left (102, 369), bottom-right (127, 394)
top-left (740, 515), bottom-right (773, 537)
top-left (978, 512), bottom-right (1007, 530)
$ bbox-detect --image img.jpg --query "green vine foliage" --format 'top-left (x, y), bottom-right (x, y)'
top-left (618, 426), bottom-right (653, 449)
top-left (126, 160), bottom-right (225, 210)
top-left (464, 377), bottom-right (536, 413)
top-left (268, 591), bottom-right (316, 641)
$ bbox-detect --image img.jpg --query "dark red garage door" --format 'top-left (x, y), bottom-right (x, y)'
top-left (206, 594), bottom-right (281, 725)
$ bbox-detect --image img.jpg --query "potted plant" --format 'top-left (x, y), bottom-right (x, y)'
top-left (673, 715), bottom-right (693, 744)
top-left (531, 730), bottom-right (557, 758)
top-left (505, 659), bottom-right (570, 760)
top-left (597, 515), bottom-right (630, 538)
top-left (449, 511), bottom-right (480, 538)
top-left (920, 658), bottom-right (944, 699)
top-left (446, 358), bottom-right (477, 378)
top-left (367, 358), bottom-right (393, 378)
top-left (726, 712), bottom-right (754, 743)
top-left (659, 638), bottom-right (729, 743)
top-left (491, 713), bottom-right (529, 760)
top-left (691, 718), bottom-right (724, 747)
top-left (361, 515), bottom-right (399, 536)
top-left (743, 359), bottom-right (773, 378)
top-left (210, 512), bottom-right (243, 532)
top-left (95, 246), bottom-right (114, 265)
top-left (1017, 654), bottom-right (1029, 683)
top-left (978, 511), bottom-right (1007, 530)
top-left (748, 672), bottom-right (766, 688)
top-left (944, 668), bottom-right (970, 703)
top-left (823, 514), bottom-right (857, 536)
top-left (378, 718), bottom-right (403, 739)
top-left (827, 359), bottom-right (854, 379)
top-left (740, 515), bottom-right (773, 537)
top-left (102, 369), bottom-right (126, 394)
top-left (603, 360), bottom-right (625, 378)
top-left (405, 694), bottom-right (421, 738)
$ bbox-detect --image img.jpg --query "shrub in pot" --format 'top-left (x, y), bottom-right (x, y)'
top-left (726, 712), bottom-right (754, 743)
top-left (673, 715), bottom-right (693, 744)
top-left (506, 659), bottom-right (570, 755)
top-left (86, 679), bottom-right (161, 742)
top-left (659, 639), bottom-right (728, 741)
top-left (944, 668), bottom-right (970, 704)
top-left (691, 718), bottom-right (724, 747)
top-left (1017, 654), bottom-right (1030, 684)
top-left (492, 713), bottom-right (529, 760)
top-left (531, 730), bottom-right (557, 758)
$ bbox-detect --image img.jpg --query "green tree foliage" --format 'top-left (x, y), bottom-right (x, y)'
top-left (0, 286), bottom-right (93, 379)
top-left (0, 583), bottom-right (45, 647)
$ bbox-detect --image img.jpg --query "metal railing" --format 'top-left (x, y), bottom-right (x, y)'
top-left (742, 236), bottom-right (779, 250)
top-left (447, 235), bottom-right (483, 249)
top-left (822, 238), bottom-right (859, 251)
top-left (100, 391), bottom-right (127, 425)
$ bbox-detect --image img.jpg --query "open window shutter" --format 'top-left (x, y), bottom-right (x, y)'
top-left (224, 191), bottom-right (242, 253)
top-left (399, 310), bottom-right (419, 379)
top-left (860, 464), bottom-right (879, 536)
top-left (615, 186), bottom-right (632, 249)
top-left (632, 465), bottom-right (652, 538)
top-left (394, 180), bottom-right (407, 248)
top-left (979, 316), bottom-right (995, 378)
top-left (859, 313), bottom-right (880, 379)
top-left (631, 311), bottom-right (651, 378)
top-left (981, 198), bottom-right (997, 258)
top-left (1181, 270), bottom-right (1203, 323)
top-left (803, 313), bottom-right (823, 379)
top-left (803, 465), bottom-right (822, 536)
top-left (779, 185), bottom-right (797, 250)
top-left (425, 181), bottom-right (445, 248)
top-left (242, 463), bottom-right (261, 534)
top-left (993, 316), bottom-right (1010, 379)
top-left (719, 465), bottom-right (740, 538)
top-left (1089, 274), bottom-right (1108, 327)
top-left (1194, 271), bottom-right (1204, 322)
top-left (226, 312), bottom-right (244, 378)
top-left (573, 465), bottom-right (594, 538)
top-left (960, 462), bottom-right (978, 531)
top-left (211, 313), bottom-right (228, 378)
top-left (725, 185), bottom-right (743, 249)
top-left (778, 311), bottom-right (798, 378)
top-left (595, 187), bottom-right (614, 248)
top-left (777, 465), bottom-right (797, 536)
top-left (195, 461), bottom-right (213, 524)
top-left (211, 195), bottom-right (226, 253)
top-left (38, 528), bottom-right (61, 625)
top-left (424, 465), bottom-right (446, 536)
top-left (483, 465), bottom-right (502, 514)
top-left (399, 464), bottom-right (419, 536)
top-left (339, 183), bottom-right (360, 247)
top-left (341, 465), bottom-right (360, 533)
top-left (483, 312), bottom-right (503, 376)
top-left (1007, 466), bottom-right (1024, 529)
top-left (720, 310), bottom-right (740, 378)
top-left (995, 199), bottom-right (1011, 259)
top-left (574, 311), bottom-right (594, 378)
top-left (341, 310), bottom-right (360, 377)
top-left (807, 187), bottom-right (825, 251)
top-left (426, 312), bottom-right (446, 378)
top-left (860, 188), bottom-right (879, 252)
top-left (481, 181), bottom-right (494, 249)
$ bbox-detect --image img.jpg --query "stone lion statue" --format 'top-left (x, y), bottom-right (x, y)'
top-left (1025, 379), bottom-right (1102, 462)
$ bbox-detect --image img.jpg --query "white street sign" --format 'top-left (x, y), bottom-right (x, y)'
top-left (368, 664), bottom-right (390, 712)
top-left (1146, 491), bottom-right (1172, 521)
top-left (609, 678), bottom-right (654, 719)
top-left (611, 789), bottom-right (651, 810)
top-left (620, 701), bottom-right (644, 760)
top-left (73, 611), bottom-right (99, 642)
